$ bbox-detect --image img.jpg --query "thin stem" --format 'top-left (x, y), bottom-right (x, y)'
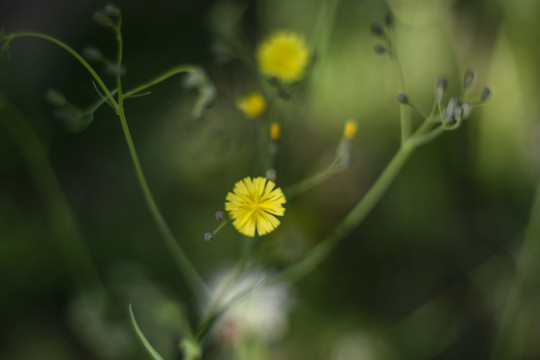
top-left (81, 88), bottom-right (120, 116)
top-left (284, 161), bottom-right (342, 199)
top-left (408, 102), bottom-right (428, 119)
top-left (212, 220), bottom-right (229, 235)
top-left (278, 143), bottom-right (414, 283)
top-left (387, 30), bottom-right (411, 144)
top-left (408, 125), bottom-right (443, 147)
top-left (123, 65), bottom-right (200, 99)
top-left (8, 32), bottom-right (118, 110)
top-left (111, 21), bottom-right (208, 299)
top-left (277, 118), bottom-right (441, 284)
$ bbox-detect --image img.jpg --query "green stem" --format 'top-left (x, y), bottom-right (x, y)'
top-left (8, 32), bottom-right (118, 110)
top-left (112, 22), bottom-right (208, 299)
top-left (279, 143), bottom-right (414, 283)
top-left (212, 220), bottom-right (229, 235)
top-left (278, 119), bottom-right (439, 284)
top-left (123, 65), bottom-right (200, 99)
top-left (284, 161), bottom-right (342, 199)
top-left (408, 125), bottom-right (443, 147)
top-left (387, 31), bottom-right (411, 144)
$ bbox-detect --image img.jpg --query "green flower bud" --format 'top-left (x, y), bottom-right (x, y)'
top-left (396, 93), bottom-right (408, 104)
top-left (374, 45), bottom-right (386, 55)
top-left (93, 11), bottom-right (113, 27)
top-left (215, 211), bottom-right (226, 222)
top-left (481, 86), bottom-right (491, 102)
top-left (266, 168), bottom-right (277, 182)
top-left (463, 69), bottom-right (475, 88)
top-left (435, 77), bottom-right (447, 104)
top-left (462, 101), bottom-right (472, 119)
top-left (370, 23), bottom-right (386, 38)
top-left (103, 4), bottom-right (120, 17)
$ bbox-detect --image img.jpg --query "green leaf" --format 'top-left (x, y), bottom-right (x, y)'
top-left (129, 304), bottom-right (166, 360)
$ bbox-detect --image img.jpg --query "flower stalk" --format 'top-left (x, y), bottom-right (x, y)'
top-left (278, 118), bottom-right (439, 284)
top-left (4, 26), bottom-right (209, 299)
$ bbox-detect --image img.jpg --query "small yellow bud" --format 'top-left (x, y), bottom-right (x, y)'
top-left (236, 93), bottom-right (266, 118)
top-left (343, 120), bottom-right (357, 140)
top-left (270, 122), bottom-right (281, 141)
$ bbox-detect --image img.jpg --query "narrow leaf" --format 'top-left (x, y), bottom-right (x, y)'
top-left (129, 304), bottom-right (166, 360)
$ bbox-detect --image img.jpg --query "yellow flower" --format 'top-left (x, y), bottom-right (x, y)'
top-left (270, 122), bottom-right (281, 141)
top-left (343, 120), bottom-right (357, 140)
top-left (236, 93), bottom-right (266, 118)
top-left (256, 31), bottom-right (310, 84)
top-left (225, 177), bottom-right (286, 237)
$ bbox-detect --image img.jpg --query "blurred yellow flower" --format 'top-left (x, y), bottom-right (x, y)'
top-left (236, 93), bottom-right (266, 118)
top-left (225, 176), bottom-right (286, 237)
top-left (270, 122), bottom-right (281, 141)
top-left (256, 31), bottom-right (310, 84)
top-left (343, 120), bottom-right (358, 140)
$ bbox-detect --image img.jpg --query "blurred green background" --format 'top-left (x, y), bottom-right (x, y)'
top-left (1, 0), bottom-right (540, 359)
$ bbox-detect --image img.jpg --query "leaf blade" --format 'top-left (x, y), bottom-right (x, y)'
top-left (129, 304), bottom-right (166, 360)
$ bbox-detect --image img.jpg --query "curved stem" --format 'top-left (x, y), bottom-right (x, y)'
top-left (124, 65), bottom-right (200, 99)
top-left (8, 32), bottom-right (118, 110)
top-left (278, 142), bottom-right (415, 283)
top-left (112, 22), bottom-right (208, 299)
top-left (277, 118), bottom-right (441, 284)
top-left (284, 161), bottom-right (342, 199)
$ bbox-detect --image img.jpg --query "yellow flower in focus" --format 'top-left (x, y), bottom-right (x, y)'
top-left (256, 31), bottom-right (310, 84)
top-left (343, 120), bottom-right (358, 140)
top-left (237, 93), bottom-right (266, 118)
top-left (225, 177), bottom-right (286, 237)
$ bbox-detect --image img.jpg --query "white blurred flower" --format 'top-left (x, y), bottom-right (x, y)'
top-left (330, 330), bottom-right (396, 360)
top-left (207, 267), bottom-right (293, 345)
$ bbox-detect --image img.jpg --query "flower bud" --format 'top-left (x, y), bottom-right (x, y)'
top-left (396, 93), bottom-right (408, 104)
top-left (266, 168), bottom-right (277, 182)
top-left (481, 86), bottom-right (491, 102)
top-left (104, 63), bottom-right (127, 77)
top-left (463, 69), bottom-right (475, 88)
top-left (374, 45), bottom-right (386, 55)
top-left (462, 101), bottom-right (472, 119)
top-left (443, 98), bottom-right (458, 125)
top-left (270, 122), bottom-right (281, 141)
top-left (204, 232), bottom-right (215, 242)
top-left (215, 211), bottom-right (226, 222)
top-left (343, 120), bottom-right (357, 140)
top-left (384, 13), bottom-right (394, 27)
top-left (45, 88), bottom-right (66, 106)
top-left (103, 4), bottom-right (121, 17)
top-left (435, 77), bottom-right (447, 104)
top-left (453, 105), bottom-right (463, 123)
top-left (82, 46), bottom-right (103, 62)
top-left (194, 88), bottom-right (216, 121)
top-left (93, 11), bottom-right (113, 27)
top-left (278, 89), bottom-right (291, 101)
top-left (370, 23), bottom-right (386, 38)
